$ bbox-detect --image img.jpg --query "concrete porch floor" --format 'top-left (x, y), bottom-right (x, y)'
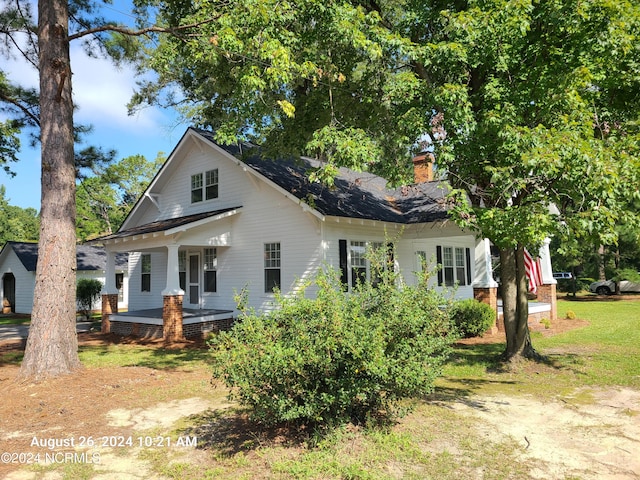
top-left (109, 308), bottom-right (234, 325)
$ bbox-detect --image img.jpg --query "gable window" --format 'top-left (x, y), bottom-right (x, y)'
top-left (436, 246), bottom-right (471, 287)
top-left (264, 243), bottom-right (281, 293)
top-left (204, 248), bottom-right (217, 293)
top-left (141, 254), bottom-right (151, 292)
top-left (191, 169), bottom-right (219, 203)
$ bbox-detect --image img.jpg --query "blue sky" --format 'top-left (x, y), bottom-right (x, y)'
top-left (1, 1), bottom-right (188, 211)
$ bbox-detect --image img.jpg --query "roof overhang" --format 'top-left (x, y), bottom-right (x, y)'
top-left (95, 207), bottom-right (241, 251)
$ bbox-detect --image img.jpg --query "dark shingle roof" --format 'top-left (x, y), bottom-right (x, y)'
top-left (99, 207), bottom-right (240, 241)
top-left (2, 241), bottom-right (128, 272)
top-left (195, 128), bottom-right (450, 224)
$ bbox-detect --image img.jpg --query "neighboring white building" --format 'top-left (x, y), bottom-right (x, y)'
top-left (0, 241), bottom-right (128, 314)
top-left (95, 128), bottom-right (555, 339)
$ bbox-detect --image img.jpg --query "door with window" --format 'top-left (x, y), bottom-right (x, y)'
top-left (187, 253), bottom-right (200, 308)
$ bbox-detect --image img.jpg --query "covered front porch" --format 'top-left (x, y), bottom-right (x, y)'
top-left (97, 207), bottom-right (242, 341)
top-left (103, 306), bottom-right (235, 340)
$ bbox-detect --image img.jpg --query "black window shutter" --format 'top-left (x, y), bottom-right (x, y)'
top-left (436, 245), bottom-right (443, 286)
top-left (339, 239), bottom-right (348, 289)
top-left (465, 247), bottom-right (472, 285)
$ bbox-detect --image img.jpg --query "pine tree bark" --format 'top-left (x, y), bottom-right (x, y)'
top-left (18, 0), bottom-right (81, 380)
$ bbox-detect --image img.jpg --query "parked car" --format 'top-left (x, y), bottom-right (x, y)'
top-left (553, 272), bottom-right (573, 280)
top-left (589, 279), bottom-right (640, 295)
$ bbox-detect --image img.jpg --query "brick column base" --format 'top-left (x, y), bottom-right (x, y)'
top-left (101, 294), bottom-right (119, 334)
top-left (535, 283), bottom-right (557, 321)
top-left (163, 295), bottom-right (184, 342)
top-left (474, 287), bottom-right (499, 333)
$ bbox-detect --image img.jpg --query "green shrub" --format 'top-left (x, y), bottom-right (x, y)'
top-left (76, 278), bottom-right (103, 320)
top-left (449, 299), bottom-right (495, 338)
top-left (565, 310), bottom-right (576, 320)
top-left (208, 265), bottom-right (457, 429)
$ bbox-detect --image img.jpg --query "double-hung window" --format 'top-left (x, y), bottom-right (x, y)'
top-left (345, 240), bottom-right (388, 288)
top-left (204, 248), bottom-right (217, 293)
top-left (141, 254), bottom-right (151, 292)
top-left (191, 169), bottom-right (219, 203)
top-left (437, 246), bottom-right (471, 287)
top-left (264, 243), bottom-right (281, 293)
top-left (350, 241), bottom-right (367, 286)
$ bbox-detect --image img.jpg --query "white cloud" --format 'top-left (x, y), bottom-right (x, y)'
top-left (70, 45), bottom-right (164, 132)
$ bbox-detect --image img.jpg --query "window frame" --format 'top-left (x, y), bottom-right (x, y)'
top-left (203, 247), bottom-right (217, 293)
top-left (437, 245), bottom-right (471, 287)
top-left (348, 240), bottom-right (388, 289)
top-left (191, 168), bottom-right (219, 204)
top-left (264, 242), bottom-right (281, 293)
top-left (141, 253), bottom-right (151, 292)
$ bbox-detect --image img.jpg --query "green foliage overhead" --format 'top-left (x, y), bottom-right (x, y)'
top-left (209, 266), bottom-right (458, 428)
top-left (131, 0), bottom-right (639, 249)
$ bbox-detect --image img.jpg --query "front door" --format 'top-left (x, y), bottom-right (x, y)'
top-left (187, 253), bottom-right (200, 308)
top-left (2, 273), bottom-right (15, 313)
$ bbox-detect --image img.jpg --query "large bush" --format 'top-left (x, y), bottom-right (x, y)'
top-left (209, 262), bottom-right (458, 429)
top-left (76, 278), bottom-right (103, 320)
top-left (449, 298), bottom-right (495, 338)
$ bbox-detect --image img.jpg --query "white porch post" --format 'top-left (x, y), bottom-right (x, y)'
top-left (162, 244), bottom-right (184, 296)
top-left (162, 244), bottom-right (184, 342)
top-left (536, 238), bottom-right (557, 321)
top-left (101, 249), bottom-right (119, 334)
top-left (473, 238), bottom-right (499, 288)
top-left (473, 238), bottom-right (499, 333)
top-left (101, 250), bottom-right (119, 295)
top-left (538, 238), bottom-right (556, 285)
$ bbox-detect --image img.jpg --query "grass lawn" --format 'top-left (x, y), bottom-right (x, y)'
top-left (0, 316), bottom-right (30, 325)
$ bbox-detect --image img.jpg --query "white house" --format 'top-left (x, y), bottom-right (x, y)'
top-left (0, 241), bottom-right (129, 314)
top-left (95, 128), bottom-right (556, 340)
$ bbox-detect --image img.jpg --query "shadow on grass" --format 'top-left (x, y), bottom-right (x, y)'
top-left (78, 342), bottom-right (213, 371)
top-left (180, 408), bottom-right (309, 457)
top-left (430, 342), bottom-right (590, 409)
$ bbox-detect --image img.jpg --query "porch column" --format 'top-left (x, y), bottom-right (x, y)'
top-left (473, 238), bottom-right (500, 333)
top-left (162, 244), bottom-right (184, 341)
top-left (101, 250), bottom-right (119, 334)
top-left (536, 238), bottom-right (557, 321)
top-left (162, 244), bottom-right (184, 296)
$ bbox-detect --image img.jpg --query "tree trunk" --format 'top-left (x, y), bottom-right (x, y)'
top-left (598, 244), bottom-right (606, 281)
top-left (19, 0), bottom-right (81, 380)
top-left (500, 246), bottom-right (539, 361)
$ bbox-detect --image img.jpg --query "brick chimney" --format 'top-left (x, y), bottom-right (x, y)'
top-left (412, 152), bottom-right (434, 183)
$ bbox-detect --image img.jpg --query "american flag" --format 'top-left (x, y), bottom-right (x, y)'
top-left (524, 248), bottom-right (543, 294)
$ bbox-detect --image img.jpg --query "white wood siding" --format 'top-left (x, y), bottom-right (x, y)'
top-left (132, 142), bottom-right (249, 226)
top-left (128, 251), bottom-right (167, 311)
top-left (0, 250), bottom-right (35, 314)
top-left (322, 221), bottom-right (477, 299)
